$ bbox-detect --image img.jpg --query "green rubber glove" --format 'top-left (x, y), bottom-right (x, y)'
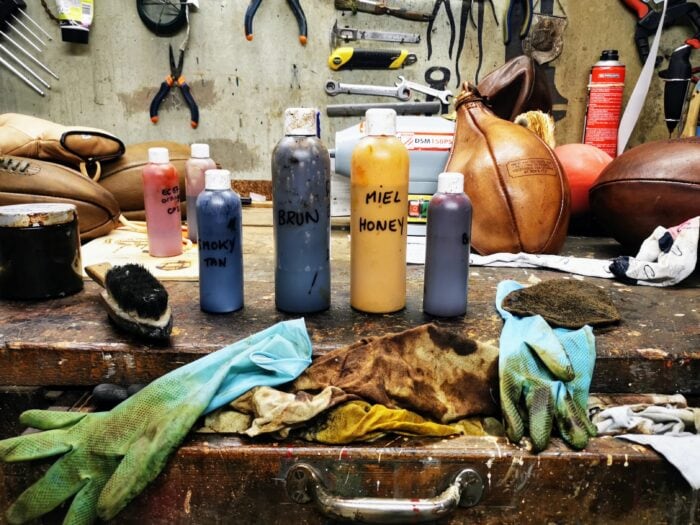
top-left (0, 319), bottom-right (312, 525)
top-left (496, 280), bottom-right (597, 452)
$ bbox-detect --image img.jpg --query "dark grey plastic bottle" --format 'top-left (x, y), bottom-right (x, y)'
top-left (272, 108), bottom-right (331, 313)
top-left (423, 172), bottom-right (472, 317)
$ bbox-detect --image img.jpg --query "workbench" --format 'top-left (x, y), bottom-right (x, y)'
top-left (1, 208), bottom-right (699, 524)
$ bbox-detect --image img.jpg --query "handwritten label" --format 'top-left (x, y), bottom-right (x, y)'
top-left (277, 209), bottom-right (320, 226)
top-left (161, 185), bottom-right (180, 214)
top-left (506, 159), bottom-right (557, 178)
top-left (358, 216), bottom-right (405, 234)
top-left (365, 190), bottom-right (402, 205)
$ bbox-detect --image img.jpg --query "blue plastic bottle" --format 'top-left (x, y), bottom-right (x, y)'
top-left (272, 107), bottom-right (331, 313)
top-left (196, 169), bottom-right (243, 313)
top-left (423, 172), bottom-right (472, 317)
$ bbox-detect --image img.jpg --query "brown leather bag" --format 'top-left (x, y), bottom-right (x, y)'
top-left (444, 84), bottom-right (570, 255)
top-left (476, 56), bottom-right (552, 121)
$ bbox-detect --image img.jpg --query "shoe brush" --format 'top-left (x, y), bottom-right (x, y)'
top-left (85, 262), bottom-right (173, 341)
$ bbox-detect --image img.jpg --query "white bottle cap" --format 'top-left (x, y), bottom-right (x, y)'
top-left (148, 147), bottom-right (169, 164)
top-left (191, 143), bottom-right (210, 158)
top-left (205, 169), bottom-right (232, 191)
top-left (284, 108), bottom-right (319, 136)
top-left (437, 172), bottom-right (464, 194)
top-left (365, 108), bottom-right (396, 136)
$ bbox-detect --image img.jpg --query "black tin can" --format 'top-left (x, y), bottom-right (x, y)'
top-left (0, 203), bottom-right (83, 300)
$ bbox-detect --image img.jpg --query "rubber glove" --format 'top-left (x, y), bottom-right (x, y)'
top-left (496, 280), bottom-right (597, 452)
top-left (0, 318), bottom-right (312, 525)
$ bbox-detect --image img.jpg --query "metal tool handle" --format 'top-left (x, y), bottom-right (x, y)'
top-left (149, 80), bottom-right (171, 124)
top-left (286, 463), bottom-right (483, 524)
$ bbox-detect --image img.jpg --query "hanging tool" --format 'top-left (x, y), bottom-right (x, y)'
top-left (0, 0), bottom-right (41, 53)
top-left (245, 0), bottom-right (308, 45)
top-left (0, 50), bottom-right (43, 94)
top-left (659, 41), bottom-right (699, 135)
top-left (503, 0), bottom-right (534, 44)
top-left (397, 76), bottom-right (452, 105)
top-left (330, 20), bottom-right (420, 49)
top-left (7, 0), bottom-right (52, 41)
top-left (334, 0), bottom-right (434, 22)
top-left (150, 44), bottom-right (199, 128)
top-left (454, 0), bottom-right (473, 87)
top-left (136, 0), bottom-right (189, 35)
top-left (0, 29), bottom-right (58, 79)
top-left (5, 0), bottom-right (47, 48)
top-left (621, 0), bottom-right (700, 135)
top-left (329, 47), bottom-right (417, 70)
top-left (424, 66), bottom-right (452, 112)
top-left (426, 0), bottom-right (456, 60)
top-left (622, 0), bottom-right (700, 65)
top-left (325, 78), bottom-right (412, 100)
top-left (471, 0), bottom-right (499, 83)
top-left (326, 101), bottom-right (441, 117)
top-left (0, 41), bottom-right (50, 89)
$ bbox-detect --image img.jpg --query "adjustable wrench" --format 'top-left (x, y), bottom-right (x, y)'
top-left (325, 79), bottom-right (411, 100)
top-left (396, 76), bottom-right (452, 104)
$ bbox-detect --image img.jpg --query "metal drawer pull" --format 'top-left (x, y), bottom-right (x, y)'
top-left (286, 463), bottom-right (483, 523)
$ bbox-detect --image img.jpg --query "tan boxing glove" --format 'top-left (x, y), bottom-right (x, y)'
top-left (0, 113), bottom-right (125, 180)
top-left (444, 84), bottom-right (570, 255)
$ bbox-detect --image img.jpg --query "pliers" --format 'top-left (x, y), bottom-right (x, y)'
top-left (244, 0), bottom-right (308, 45)
top-left (426, 0), bottom-right (456, 60)
top-left (150, 44), bottom-right (199, 129)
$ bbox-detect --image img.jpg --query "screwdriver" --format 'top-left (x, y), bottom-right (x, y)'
top-left (7, 0), bottom-right (52, 42)
top-left (0, 0), bottom-right (41, 53)
top-left (0, 49), bottom-right (44, 95)
top-left (0, 29), bottom-right (58, 79)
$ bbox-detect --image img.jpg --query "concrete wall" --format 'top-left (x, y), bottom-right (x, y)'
top-left (0, 1), bottom-right (695, 180)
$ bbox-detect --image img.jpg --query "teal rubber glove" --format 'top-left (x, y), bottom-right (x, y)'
top-left (496, 280), bottom-right (597, 451)
top-left (0, 319), bottom-right (312, 525)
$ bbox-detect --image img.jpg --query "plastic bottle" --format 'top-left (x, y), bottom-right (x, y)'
top-left (350, 108), bottom-right (409, 313)
top-left (582, 50), bottom-right (625, 157)
top-left (185, 143), bottom-right (217, 243)
top-left (196, 169), bottom-right (243, 313)
top-left (272, 107), bottom-right (331, 313)
top-left (423, 172), bottom-right (472, 317)
top-left (142, 147), bottom-right (182, 257)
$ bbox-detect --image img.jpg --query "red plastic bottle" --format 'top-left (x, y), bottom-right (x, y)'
top-left (142, 147), bottom-right (182, 257)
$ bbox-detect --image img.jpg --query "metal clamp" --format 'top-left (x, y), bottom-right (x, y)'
top-left (286, 463), bottom-right (483, 523)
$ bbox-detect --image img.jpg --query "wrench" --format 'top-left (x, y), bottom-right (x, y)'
top-left (396, 76), bottom-right (452, 105)
top-left (325, 79), bottom-right (411, 101)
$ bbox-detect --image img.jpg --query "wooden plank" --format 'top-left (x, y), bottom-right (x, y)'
top-left (0, 225), bottom-right (698, 392)
top-left (1, 434), bottom-right (697, 524)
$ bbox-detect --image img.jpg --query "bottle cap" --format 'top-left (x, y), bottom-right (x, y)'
top-left (365, 108), bottom-right (396, 136)
top-left (284, 108), bottom-right (319, 136)
top-left (437, 172), bottom-right (464, 194)
top-left (191, 143), bottom-right (210, 158)
top-left (600, 49), bottom-right (619, 61)
top-left (205, 169), bottom-right (231, 191)
top-left (148, 147), bottom-right (170, 164)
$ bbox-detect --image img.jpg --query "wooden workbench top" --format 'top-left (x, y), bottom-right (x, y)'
top-left (1, 211), bottom-right (698, 395)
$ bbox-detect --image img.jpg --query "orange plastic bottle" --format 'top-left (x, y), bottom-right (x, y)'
top-left (350, 108), bottom-right (409, 313)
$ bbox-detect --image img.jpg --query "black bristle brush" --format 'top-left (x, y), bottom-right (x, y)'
top-left (85, 263), bottom-right (173, 341)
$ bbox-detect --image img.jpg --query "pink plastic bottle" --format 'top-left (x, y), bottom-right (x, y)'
top-left (142, 147), bottom-right (182, 257)
top-left (185, 143), bottom-right (216, 242)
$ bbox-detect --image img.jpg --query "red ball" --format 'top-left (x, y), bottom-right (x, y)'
top-left (554, 144), bottom-right (612, 216)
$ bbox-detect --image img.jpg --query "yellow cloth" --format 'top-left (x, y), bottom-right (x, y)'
top-left (302, 400), bottom-right (497, 444)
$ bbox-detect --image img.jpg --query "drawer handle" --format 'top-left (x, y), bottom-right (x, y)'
top-left (285, 463), bottom-right (483, 523)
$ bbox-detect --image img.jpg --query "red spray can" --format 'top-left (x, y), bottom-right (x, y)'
top-left (582, 50), bottom-right (625, 157)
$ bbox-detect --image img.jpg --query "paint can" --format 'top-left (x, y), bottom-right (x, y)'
top-left (582, 50), bottom-right (626, 157)
top-left (0, 203), bottom-right (83, 300)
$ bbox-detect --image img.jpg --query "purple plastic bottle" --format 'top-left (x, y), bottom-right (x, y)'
top-left (423, 172), bottom-right (472, 317)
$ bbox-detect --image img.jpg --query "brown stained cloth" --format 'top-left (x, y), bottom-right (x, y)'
top-left (293, 324), bottom-right (500, 423)
top-left (502, 279), bottom-right (621, 329)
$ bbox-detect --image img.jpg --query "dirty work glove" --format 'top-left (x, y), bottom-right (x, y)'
top-left (0, 319), bottom-right (312, 525)
top-left (497, 280), bottom-right (597, 452)
top-left (610, 216), bottom-right (699, 287)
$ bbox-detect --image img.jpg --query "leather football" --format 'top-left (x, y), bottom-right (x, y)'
top-left (98, 141), bottom-right (190, 220)
top-left (589, 137), bottom-right (700, 248)
top-left (0, 156), bottom-right (120, 240)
